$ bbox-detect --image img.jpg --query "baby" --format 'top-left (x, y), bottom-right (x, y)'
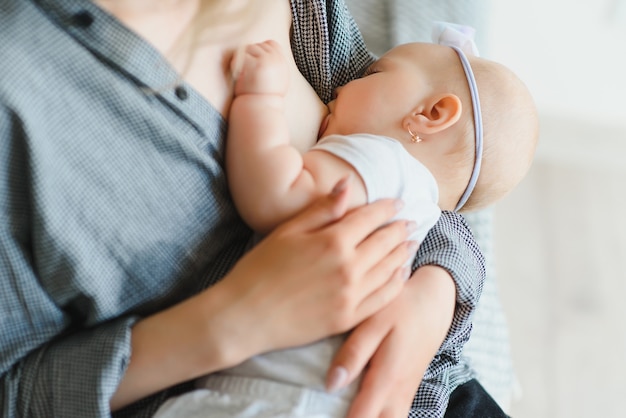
top-left (155, 23), bottom-right (539, 418)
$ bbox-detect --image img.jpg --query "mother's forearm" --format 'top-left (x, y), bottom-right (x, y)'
top-left (407, 265), bottom-right (456, 355)
top-left (110, 286), bottom-right (247, 411)
top-left (413, 211), bottom-right (486, 378)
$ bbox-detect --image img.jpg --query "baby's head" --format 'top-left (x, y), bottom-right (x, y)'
top-left (454, 51), bottom-right (539, 212)
top-left (320, 38), bottom-right (539, 212)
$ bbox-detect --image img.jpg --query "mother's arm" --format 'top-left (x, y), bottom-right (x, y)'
top-left (0, 138), bottom-right (409, 418)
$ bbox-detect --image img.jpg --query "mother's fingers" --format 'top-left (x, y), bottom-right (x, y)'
top-left (276, 176), bottom-right (351, 234)
top-left (326, 313), bottom-right (390, 392)
top-left (350, 238), bottom-right (414, 312)
top-left (355, 219), bottom-right (416, 274)
top-left (345, 339), bottom-right (417, 418)
top-left (354, 271), bottom-right (406, 324)
top-left (328, 198), bottom-right (404, 247)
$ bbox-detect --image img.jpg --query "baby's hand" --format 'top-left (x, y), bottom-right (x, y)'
top-left (232, 40), bottom-right (289, 96)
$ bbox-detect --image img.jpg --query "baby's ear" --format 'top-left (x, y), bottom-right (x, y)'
top-left (404, 94), bottom-right (462, 135)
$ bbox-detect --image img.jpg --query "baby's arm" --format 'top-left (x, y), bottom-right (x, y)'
top-left (227, 40), bottom-right (365, 233)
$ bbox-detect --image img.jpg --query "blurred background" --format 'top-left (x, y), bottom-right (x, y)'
top-left (489, 0), bottom-right (626, 416)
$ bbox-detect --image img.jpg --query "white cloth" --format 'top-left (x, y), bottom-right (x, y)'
top-left (154, 375), bottom-right (351, 418)
top-left (314, 134), bottom-right (441, 245)
top-left (154, 134), bottom-right (441, 418)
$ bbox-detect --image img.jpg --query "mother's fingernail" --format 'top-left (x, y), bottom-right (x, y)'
top-left (326, 366), bottom-right (348, 392)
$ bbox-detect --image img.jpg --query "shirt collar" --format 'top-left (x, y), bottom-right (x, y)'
top-left (31, 0), bottom-right (222, 136)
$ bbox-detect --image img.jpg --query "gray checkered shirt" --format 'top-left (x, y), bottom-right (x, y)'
top-left (0, 0), bottom-right (484, 416)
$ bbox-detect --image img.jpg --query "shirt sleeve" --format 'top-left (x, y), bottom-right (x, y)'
top-left (410, 211), bottom-right (486, 416)
top-left (0, 318), bottom-right (136, 417)
top-left (0, 104), bottom-right (134, 418)
top-left (290, 0), bottom-right (376, 103)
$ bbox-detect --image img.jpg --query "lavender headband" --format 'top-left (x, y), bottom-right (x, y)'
top-left (432, 22), bottom-right (484, 212)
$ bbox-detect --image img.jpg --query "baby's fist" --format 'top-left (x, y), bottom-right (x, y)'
top-left (232, 40), bottom-right (289, 96)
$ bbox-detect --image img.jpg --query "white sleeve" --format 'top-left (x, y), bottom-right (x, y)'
top-left (313, 134), bottom-right (441, 242)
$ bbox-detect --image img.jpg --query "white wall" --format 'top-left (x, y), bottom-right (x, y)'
top-left (487, 0), bottom-right (626, 129)
top-left (487, 2), bottom-right (626, 416)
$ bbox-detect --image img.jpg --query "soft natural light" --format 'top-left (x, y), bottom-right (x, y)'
top-left (487, 0), bottom-right (626, 128)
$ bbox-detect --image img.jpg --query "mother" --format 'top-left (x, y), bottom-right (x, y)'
top-left (0, 1), bottom-right (483, 417)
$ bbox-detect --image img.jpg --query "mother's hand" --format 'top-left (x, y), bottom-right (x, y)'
top-left (112, 180), bottom-right (414, 411)
top-left (327, 265), bottom-right (456, 418)
top-left (215, 179), bottom-right (416, 360)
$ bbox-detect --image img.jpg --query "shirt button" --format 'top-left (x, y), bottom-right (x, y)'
top-left (73, 11), bottom-right (94, 28)
top-left (175, 86), bottom-right (189, 101)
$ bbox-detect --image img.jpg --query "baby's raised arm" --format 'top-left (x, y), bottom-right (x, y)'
top-left (226, 40), bottom-right (365, 233)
